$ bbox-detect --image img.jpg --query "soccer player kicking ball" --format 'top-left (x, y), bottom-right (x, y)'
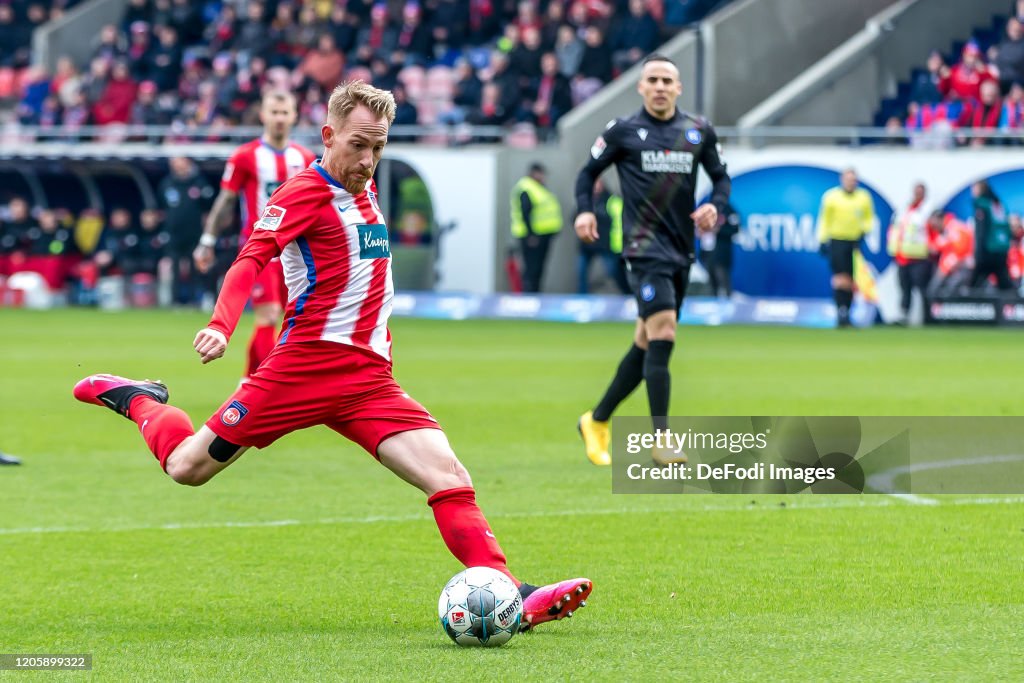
top-left (193, 90), bottom-right (317, 380)
top-left (74, 81), bottom-right (590, 631)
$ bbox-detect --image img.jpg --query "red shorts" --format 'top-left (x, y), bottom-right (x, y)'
top-left (205, 340), bottom-right (440, 454)
top-left (251, 258), bottom-right (286, 307)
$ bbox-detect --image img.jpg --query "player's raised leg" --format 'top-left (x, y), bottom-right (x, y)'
top-left (376, 427), bottom-right (592, 630)
top-left (72, 373), bottom-right (247, 485)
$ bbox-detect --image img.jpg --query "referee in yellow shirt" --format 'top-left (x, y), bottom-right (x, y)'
top-left (817, 168), bottom-right (875, 327)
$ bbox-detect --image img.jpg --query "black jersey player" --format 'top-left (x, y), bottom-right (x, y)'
top-left (574, 54), bottom-right (731, 466)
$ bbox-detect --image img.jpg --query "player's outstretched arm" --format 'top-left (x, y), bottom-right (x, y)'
top-left (194, 188), bottom-right (238, 273)
top-left (198, 232), bottom-right (280, 362)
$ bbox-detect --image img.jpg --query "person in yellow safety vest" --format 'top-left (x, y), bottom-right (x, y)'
top-left (510, 162), bottom-right (563, 292)
top-left (577, 177), bottom-right (629, 294)
top-left (887, 181), bottom-right (934, 323)
top-left (816, 167), bottom-right (875, 327)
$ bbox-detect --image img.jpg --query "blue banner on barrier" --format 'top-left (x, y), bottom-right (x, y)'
top-left (392, 293), bottom-right (874, 328)
top-left (702, 165), bottom-right (894, 298)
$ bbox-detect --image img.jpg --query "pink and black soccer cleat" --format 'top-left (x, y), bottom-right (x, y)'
top-left (73, 373), bottom-right (169, 420)
top-left (520, 578), bottom-right (592, 631)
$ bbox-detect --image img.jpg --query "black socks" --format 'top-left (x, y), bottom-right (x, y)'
top-left (644, 340), bottom-right (674, 431)
top-left (592, 344), bottom-right (646, 422)
top-left (834, 288), bottom-right (853, 325)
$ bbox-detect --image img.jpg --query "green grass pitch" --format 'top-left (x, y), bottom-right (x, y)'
top-left (1, 309), bottom-right (1022, 680)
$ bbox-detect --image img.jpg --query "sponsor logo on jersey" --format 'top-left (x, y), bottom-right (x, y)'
top-left (685, 128), bottom-right (702, 144)
top-left (641, 284), bottom-right (656, 301)
top-left (641, 150), bottom-right (694, 173)
top-left (591, 135), bottom-right (607, 159)
top-left (221, 400), bottom-right (249, 426)
top-left (637, 127), bottom-right (648, 141)
top-left (357, 223), bottom-right (391, 259)
top-left (255, 204), bottom-right (286, 231)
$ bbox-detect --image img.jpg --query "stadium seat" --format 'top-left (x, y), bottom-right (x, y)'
top-left (505, 123), bottom-right (538, 149)
top-left (7, 271), bottom-right (54, 309)
top-left (416, 98), bottom-right (439, 126)
top-left (425, 66), bottom-right (455, 100)
top-left (0, 67), bottom-right (15, 99)
top-left (346, 66), bottom-right (373, 85)
top-left (398, 66), bottom-right (426, 101)
top-left (14, 67), bottom-right (33, 94)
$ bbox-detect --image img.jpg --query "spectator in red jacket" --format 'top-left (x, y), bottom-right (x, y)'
top-left (531, 52), bottom-right (572, 131)
top-left (93, 60), bottom-right (137, 125)
top-left (940, 42), bottom-right (997, 102)
top-left (299, 33), bottom-right (346, 91)
top-left (959, 79), bottom-right (1003, 146)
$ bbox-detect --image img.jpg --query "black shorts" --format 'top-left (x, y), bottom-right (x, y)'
top-left (625, 259), bottom-right (690, 320)
top-left (829, 239), bottom-right (858, 276)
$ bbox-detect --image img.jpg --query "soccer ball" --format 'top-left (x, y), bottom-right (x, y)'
top-left (438, 566), bottom-right (522, 647)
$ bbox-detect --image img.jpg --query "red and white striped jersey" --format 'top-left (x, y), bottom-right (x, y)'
top-left (221, 137), bottom-right (317, 245)
top-left (208, 163), bottom-right (394, 361)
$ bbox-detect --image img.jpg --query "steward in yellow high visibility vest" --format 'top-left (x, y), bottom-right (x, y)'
top-left (511, 163), bottom-right (563, 293)
top-left (511, 176), bottom-right (563, 238)
top-left (887, 198), bottom-right (930, 261)
top-left (887, 183), bottom-right (935, 321)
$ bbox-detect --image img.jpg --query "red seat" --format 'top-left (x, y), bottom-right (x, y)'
top-left (0, 67), bottom-right (15, 98)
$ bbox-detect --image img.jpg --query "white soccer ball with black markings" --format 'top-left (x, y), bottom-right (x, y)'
top-left (438, 566), bottom-right (522, 647)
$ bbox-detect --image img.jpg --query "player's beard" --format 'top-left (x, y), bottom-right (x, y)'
top-left (345, 172), bottom-right (373, 194)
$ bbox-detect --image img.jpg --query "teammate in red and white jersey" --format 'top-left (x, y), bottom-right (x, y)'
top-left (74, 81), bottom-right (591, 631)
top-left (193, 90), bottom-right (317, 378)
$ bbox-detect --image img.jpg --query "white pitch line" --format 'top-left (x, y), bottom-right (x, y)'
top-left (2, 494), bottom-right (1024, 537)
top-left (867, 453), bottom-right (1024, 504)
top-left (887, 493), bottom-right (940, 506)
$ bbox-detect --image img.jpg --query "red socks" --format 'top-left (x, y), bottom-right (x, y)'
top-left (246, 324), bottom-right (277, 377)
top-left (129, 396), bottom-right (194, 471)
top-left (428, 487), bottom-right (518, 585)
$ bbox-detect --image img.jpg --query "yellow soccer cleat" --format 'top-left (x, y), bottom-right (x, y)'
top-left (578, 411), bottom-right (611, 466)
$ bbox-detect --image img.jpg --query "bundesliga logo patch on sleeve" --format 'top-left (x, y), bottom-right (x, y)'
top-left (255, 205), bottom-right (286, 231)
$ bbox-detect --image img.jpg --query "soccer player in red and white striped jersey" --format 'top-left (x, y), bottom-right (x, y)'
top-left (74, 81), bottom-right (592, 631)
top-left (194, 90), bottom-right (316, 378)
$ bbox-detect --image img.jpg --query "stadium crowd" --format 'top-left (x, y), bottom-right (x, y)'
top-left (2, 0), bottom-right (724, 141)
top-left (0, 179), bottom-right (230, 308)
top-left (893, 7), bottom-right (1024, 147)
